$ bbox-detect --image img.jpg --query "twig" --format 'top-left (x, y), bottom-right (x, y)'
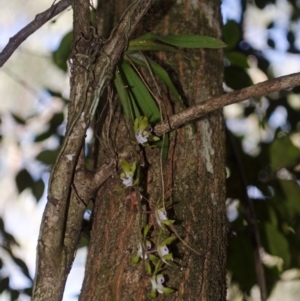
top-left (0, 0), bottom-right (71, 68)
top-left (154, 72), bottom-right (300, 135)
top-left (226, 128), bottom-right (267, 301)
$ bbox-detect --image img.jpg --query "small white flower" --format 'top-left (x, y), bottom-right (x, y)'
top-left (134, 116), bottom-right (159, 145)
top-left (158, 244), bottom-right (169, 257)
top-left (120, 160), bottom-right (136, 187)
top-left (121, 176), bottom-right (133, 187)
top-left (155, 207), bottom-right (174, 228)
top-left (158, 209), bottom-right (167, 220)
top-left (135, 132), bottom-right (149, 144)
top-left (157, 241), bottom-right (174, 264)
top-left (137, 240), bottom-right (151, 259)
top-left (150, 274), bottom-right (165, 294)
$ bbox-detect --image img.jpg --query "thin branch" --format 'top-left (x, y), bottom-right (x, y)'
top-left (154, 72), bottom-right (300, 135)
top-left (0, 0), bottom-right (71, 68)
top-left (226, 128), bottom-right (267, 301)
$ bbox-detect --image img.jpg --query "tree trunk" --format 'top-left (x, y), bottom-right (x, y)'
top-left (79, 1), bottom-right (227, 301)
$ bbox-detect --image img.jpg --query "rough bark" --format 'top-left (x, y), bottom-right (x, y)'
top-left (32, 1), bottom-right (155, 301)
top-left (79, 1), bottom-right (227, 301)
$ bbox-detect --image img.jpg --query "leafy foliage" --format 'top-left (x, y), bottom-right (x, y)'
top-left (0, 219), bottom-right (33, 300)
top-left (2, 0), bottom-right (300, 300)
top-left (224, 1), bottom-right (300, 297)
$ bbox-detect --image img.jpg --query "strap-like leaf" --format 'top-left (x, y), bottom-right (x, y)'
top-left (120, 62), bottom-right (160, 123)
top-left (126, 54), bottom-right (183, 105)
top-left (130, 32), bottom-right (226, 49)
top-left (154, 34), bottom-right (227, 49)
top-left (114, 66), bottom-right (134, 121)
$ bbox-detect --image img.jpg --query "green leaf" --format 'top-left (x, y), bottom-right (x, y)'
top-left (149, 290), bottom-right (156, 298)
top-left (126, 54), bottom-right (183, 105)
top-left (226, 51), bottom-right (250, 68)
top-left (148, 254), bottom-right (159, 261)
top-left (49, 112), bottom-right (64, 130)
top-left (145, 262), bottom-right (152, 275)
top-left (15, 169), bottom-right (34, 193)
top-left (23, 287), bottom-right (33, 297)
top-left (156, 34), bottom-right (227, 49)
top-left (162, 235), bottom-right (176, 245)
top-left (32, 179), bottom-right (45, 202)
top-left (157, 133), bottom-right (169, 162)
top-left (133, 32), bottom-right (157, 40)
top-left (162, 253), bottom-right (173, 261)
top-left (121, 160), bottom-right (131, 172)
top-left (120, 62), bottom-right (160, 123)
top-left (11, 113), bottom-right (26, 125)
top-left (279, 180), bottom-right (300, 216)
top-left (224, 66), bottom-right (253, 90)
top-left (270, 135), bottom-right (299, 170)
top-left (36, 149), bottom-right (59, 165)
top-left (114, 66), bottom-right (135, 122)
top-left (163, 219), bottom-right (175, 225)
top-left (11, 255), bottom-right (32, 282)
top-left (223, 20), bottom-right (240, 50)
top-left (143, 224), bottom-right (150, 238)
top-left (161, 287), bottom-right (175, 294)
top-left (52, 31), bottom-right (73, 72)
top-left (264, 222), bottom-right (290, 268)
top-left (35, 131), bottom-right (53, 142)
top-left (10, 289), bottom-right (20, 301)
top-left (130, 255), bottom-right (140, 264)
top-left (0, 277), bottom-right (9, 294)
top-left (127, 39), bottom-right (185, 54)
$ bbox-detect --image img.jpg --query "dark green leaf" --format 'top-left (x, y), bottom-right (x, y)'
top-left (49, 112), bottom-right (64, 130)
top-left (36, 149), bottom-right (59, 165)
top-left (0, 277), bottom-right (9, 294)
top-left (162, 235), bottom-right (176, 245)
top-left (23, 287), bottom-right (33, 297)
top-left (32, 179), bottom-right (45, 202)
top-left (156, 133), bottom-right (169, 162)
top-left (279, 180), bottom-right (300, 216)
top-left (35, 130), bottom-right (54, 142)
top-left (10, 289), bottom-right (19, 301)
top-left (223, 20), bottom-right (240, 50)
top-left (46, 89), bottom-right (69, 103)
top-left (15, 169), bottom-right (34, 194)
top-left (156, 34), bottom-right (227, 49)
top-left (130, 255), bottom-right (140, 264)
top-left (224, 66), bottom-right (253, 90)
top-left (126, 54), bottom-right (183, 105)
top-left (228, 233), bottom-right (257, 293)
top-left (226, 51), bottom-right (250, 68)
top-left (270, 135), bottom-right (299, 170)
top-left (114, 66), bottom-right (135, 122)
top-left (148, 254), bottom-right (159, 261)
top-left (52, 31), bottom-right (73, 72)
top-left (127, 39), bottom-right (185, 54)
top-left (120, 62), bottom-right (160, 123)
top-left (11, 255), bottom-right (32, 282)
top-left (264, 222), bottom-right (291, 268)
top-left (11, 113), bottom-right (26, 125)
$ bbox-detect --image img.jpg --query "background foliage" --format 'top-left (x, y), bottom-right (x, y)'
top-left (0, 0), bottom-right (300, 300)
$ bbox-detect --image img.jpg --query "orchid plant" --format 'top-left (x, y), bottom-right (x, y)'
top-left (120, 160), bottom-right (137, 187)
top-left (134, 116), bottom-right (159, 145)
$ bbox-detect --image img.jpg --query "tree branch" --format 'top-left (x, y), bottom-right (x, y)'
top-left (32, 1), bottom-right (155, 301)
top-left (226, 128), bottom-right (267, 301)
top-left (0, 0), bottom-right (71, 68)
top-left (154, 72), bottom-right (300, 135)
